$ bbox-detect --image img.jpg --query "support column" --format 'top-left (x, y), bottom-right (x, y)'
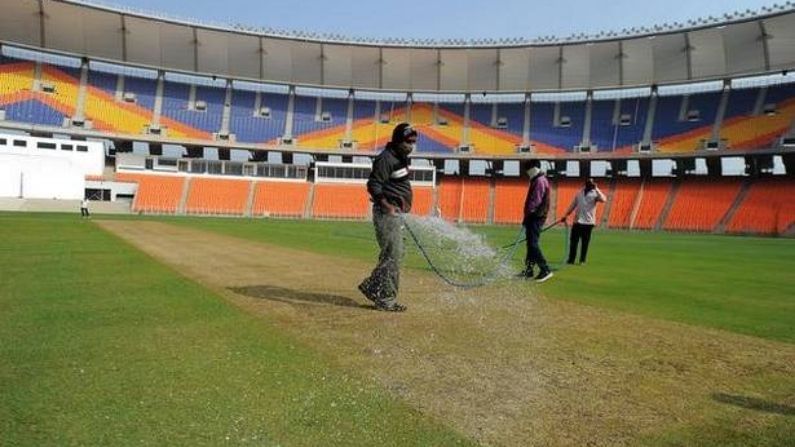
top-left (582, 90), bottom-right (593, 148)
top-left (152, 70), bottom-right (165, 128)
top-left (711, 80), bottom-right (731, 144)
top-left (522, 93), bottom-right (532, 146)
top-left (114, 74), bottom-right (125, 102)
top-left (641, 87), bottom-right (658, 148)
top-left (344, 90), bottom-right (354, 141)
top-left (220, 79), bottom-right (233, 135)
top-left (462, 94), bottom-right (471, 146)
top-left (73, 60), bottom-right (89, 122)
top-left (283, 85), bottom-right (295, 138)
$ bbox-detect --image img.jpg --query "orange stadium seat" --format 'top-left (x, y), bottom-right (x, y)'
top-left (312, 184), bottom-right (370, 219)
top-left (438, 177), bottom-right (464, 221)
top-left (116, 172), bottom-right (185, 214)
top-left (493, 179), bottom-right (528, 224)
top-left (185, 178), bottom-right (250, 215)
top-left (607, 179), bottom-right (642, 229)
top-left (252, 181), bottom-right (310, 218)
top-left (663, 178), bottom-right (742, 232)
top-left (727, 177), bottom-right (795, 235)
top-left (633, 179), bottom-right (673, 230)
top-left (410, 187), bottom-right (434, 217)
top-left (460, 178), bottom-right (491, 223)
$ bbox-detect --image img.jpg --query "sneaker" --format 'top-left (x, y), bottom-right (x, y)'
top-left (516, 267), bottom-right (534, 279)
top-left (535, 270), bottom-right (554, 283)
top-left (358, 282), bottom-right (376, 303)
top-left (374, 301), bottom-right (407, 312)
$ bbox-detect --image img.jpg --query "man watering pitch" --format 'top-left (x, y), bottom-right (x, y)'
top-left (358, 123), bottom-right (417, 312)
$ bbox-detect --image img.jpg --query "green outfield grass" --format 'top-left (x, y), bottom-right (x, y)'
top-left (160, 216), bottom-right (795, 343)
top-left (0, 213), bottom-right (471, 446)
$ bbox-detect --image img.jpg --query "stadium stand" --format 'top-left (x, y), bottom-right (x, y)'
top-left (493, 178), bottom-right (527, 224)
top-left (459, 178), bottom-right (491, 224)
top-left (311, 184), bottom-right (370, 219)
top-left (532, 102), bottom-right (586, 152)
top-left (438, 177), bottom-right (464, 221)
top-left (230, 90), bottom-right (289, 144)
top-left (185, 178), bottom-right (250, 215)
top-left (632, 179), bottom-right (674, 229)
top-left (411, 186), bottom-right (434, 217)
top-left (727, 176), bottom-right (795, 235)
top-left (663, 178), bottom-right (742, 232)
top-left (653, 92), bottom-right (720, 152)
top-left (161, 81), bottom-right (225, 134)
top-left (115, 172), bottom-right (185, 214)
top-left (252, 181), bottom-right (310, 218)
top-left (590, 97), bottom-right (649, 152)
top-left (606, 179), bottom-right (642, 229)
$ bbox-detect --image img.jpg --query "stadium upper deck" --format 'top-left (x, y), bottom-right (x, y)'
top-left (1, 0), bottom-right (795, 159)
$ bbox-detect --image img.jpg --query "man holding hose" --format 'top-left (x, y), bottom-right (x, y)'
top-left (358, 123), bottom-right (417, 312)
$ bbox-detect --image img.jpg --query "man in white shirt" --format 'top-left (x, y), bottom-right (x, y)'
top-left (561, 178), bottom-right (606, 265)
top-left (80, 198), bottom-right (90, 218)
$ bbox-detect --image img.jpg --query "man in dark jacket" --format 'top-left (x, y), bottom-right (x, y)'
top-left (358, 122), bottom-right (417, 312)
top-left (521, 159), bottom-right (553, 282)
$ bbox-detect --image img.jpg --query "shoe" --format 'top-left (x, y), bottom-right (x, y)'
top-left (374, 301), bottom-right (407, 312)
top-left (358, 282), bottom-right (376, 303)
top-left (516, 266), bottom-right (534, 279)
top-left (535, 270), bottom-right (554, 283)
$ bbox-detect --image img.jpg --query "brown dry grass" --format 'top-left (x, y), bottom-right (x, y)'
top-left (97, 220), bottom-right (795, 446)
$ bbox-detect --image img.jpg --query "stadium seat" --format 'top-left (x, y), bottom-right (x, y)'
top-left (632, 179), bottom-right (673, 229)
top-left (185, 178), bottom-right (250, 215)
top-left (116, 172), bottom-right (185, 214)
top-left (727, 177), bottom-right (795, 235)
top-left (252, 181), bottom-right (310, 218)
top-left (311, 184), bottom-right (370, 219)
top-left (663, 178), bottom-right (742, 232)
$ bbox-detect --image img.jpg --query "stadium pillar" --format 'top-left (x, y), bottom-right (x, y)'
top-left (706, 156), bottom-right (722, 177)
top-left (185, 146), bottom-right (204, 158)
top-left (282, 152), bottom-right (294, 165)
top-left (580, 160), bottom-right (592, 178)
top-left (149, 143), bottom-right (163, 157)
top-left (217, 148), bottom-right (231, 161)
top-left (459, 159), bottom-right (471, 176)
top-left (249, 150), bottom-right (267, 162)
top-left (639, 159), bottom-right (653, 178)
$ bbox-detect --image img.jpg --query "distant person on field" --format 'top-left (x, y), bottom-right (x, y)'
top-left (358, 122), bottom-right (417, 312)
top-left (80, 198), bottom-right (90, 218)
top-left (520, 159), bottom-right (553, 283)
top-left (561, 178), bottom-right (607, 265)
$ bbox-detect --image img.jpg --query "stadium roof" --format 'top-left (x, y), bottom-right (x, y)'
top-left (1, 0), bottom-right (795, 92)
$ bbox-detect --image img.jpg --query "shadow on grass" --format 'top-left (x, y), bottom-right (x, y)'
top-left (712, 393), bottom-right (795, 416)
top-left (229, 285), bottom-right (372, 310)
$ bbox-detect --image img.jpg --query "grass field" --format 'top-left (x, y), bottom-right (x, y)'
top-left (2, 212), bottom-right (794, 446)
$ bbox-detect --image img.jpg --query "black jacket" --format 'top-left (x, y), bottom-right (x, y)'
top-left (367, 144), bottom-right (413, 212)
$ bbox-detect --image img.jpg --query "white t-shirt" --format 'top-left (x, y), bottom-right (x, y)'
top-left (570, 190), bottom-right (600, 225)
top-left (81, 199), bottom-right (89, 209)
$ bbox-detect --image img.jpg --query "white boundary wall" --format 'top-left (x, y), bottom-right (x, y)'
top-left (0, 134), bottom-right (104, 200)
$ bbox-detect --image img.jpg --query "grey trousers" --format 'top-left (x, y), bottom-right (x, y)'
top-left (359, 206), bottom-right (404, 305)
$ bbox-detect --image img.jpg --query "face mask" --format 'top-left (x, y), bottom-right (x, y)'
top-left (526, 167), bottom-right (540, 178)
top-left (397, 141), bottom-right (414, 155)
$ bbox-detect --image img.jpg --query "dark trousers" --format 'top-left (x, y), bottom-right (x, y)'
top-left (80, 207), bottom-right (90, 217)
top-left (524, 216), bottom-right (549, 273)
top-left (568, 223), bottom-right (594, 264)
